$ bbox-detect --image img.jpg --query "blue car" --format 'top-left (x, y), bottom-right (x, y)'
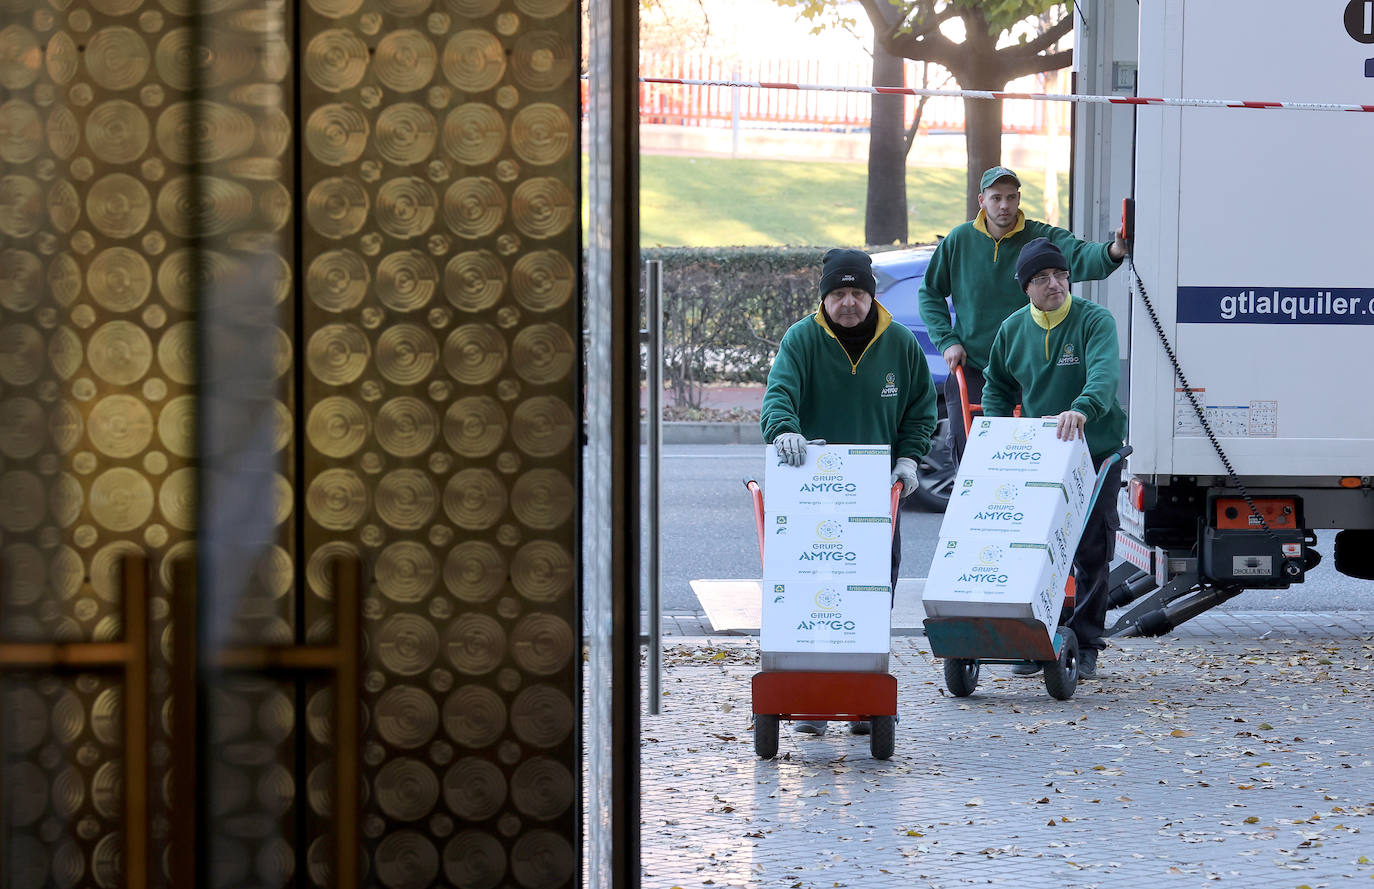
top-left (871, 245), bottom-right (956, 512)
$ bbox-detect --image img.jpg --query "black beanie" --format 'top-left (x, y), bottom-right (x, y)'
top-left (1015, 238), bottom-right (1068, 292)
top-left (819, 248), bottom-right (876, 298)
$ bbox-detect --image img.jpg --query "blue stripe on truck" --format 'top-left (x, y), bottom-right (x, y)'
top-left (1176, 287), bottom-right (1374, 324)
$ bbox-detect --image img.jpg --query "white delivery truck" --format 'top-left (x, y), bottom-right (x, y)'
top-left (1074, 0), bottom-right (1374, 635)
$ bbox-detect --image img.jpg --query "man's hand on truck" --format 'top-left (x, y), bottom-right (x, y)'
top-left (773, 433), bottom-right (826, 467)
top-left (890, 457), bottom-right (919, 497)
top-left (942, 343), bottom-right (966, 371)
top-left (1049, 410), bottom-right (1087, 442)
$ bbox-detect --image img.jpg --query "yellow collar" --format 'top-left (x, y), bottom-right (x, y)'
top-left (1030, 295), bottom-right (1072, 331)
top-left (973, 208), bottom-right (1026, 240)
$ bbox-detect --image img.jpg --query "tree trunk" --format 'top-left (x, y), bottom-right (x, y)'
top-left (865, 42), bottom-right (908, 246)
top-left (962, 94), bottom-right (1003, 220)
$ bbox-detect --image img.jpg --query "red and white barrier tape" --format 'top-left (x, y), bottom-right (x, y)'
top-left (636, 76), bottom-right (1374, 114)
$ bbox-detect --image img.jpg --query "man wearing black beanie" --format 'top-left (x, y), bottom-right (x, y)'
top-left (980, 237), bottom-right (1129, 680)
top-left (760, 247), bottom-right (940, 735)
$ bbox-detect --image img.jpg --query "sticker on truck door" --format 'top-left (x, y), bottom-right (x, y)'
top-left (1174, 389), bottom-right (1277, 438)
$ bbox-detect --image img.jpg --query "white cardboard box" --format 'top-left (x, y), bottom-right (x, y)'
top-left (959, 418), bottom-right (1095, 520)
top-left (763, 444), bottom-right (891, 514)
top-left (763, 513), bottom-right (893, 581)
top-left (941, 477), bottom-right (1083, 555)
top-left (922, 536), bottom-right (1067, 630)
top-left (759, 580), bottom-right (892, 653)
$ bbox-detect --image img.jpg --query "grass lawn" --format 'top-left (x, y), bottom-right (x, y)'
top-left (591, 154), bottom-right (1070, 248)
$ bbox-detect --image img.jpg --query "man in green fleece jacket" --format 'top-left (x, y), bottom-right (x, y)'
top-left (918, 166), bottom-right (1127, 460)
top-left (982, 238), bottom-right (1129, 681)
top-left (761, 249), bottom-right (938, 735)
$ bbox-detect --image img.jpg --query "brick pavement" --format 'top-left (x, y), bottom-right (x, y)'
top-left (640, 612), bottom-right (1374, 888)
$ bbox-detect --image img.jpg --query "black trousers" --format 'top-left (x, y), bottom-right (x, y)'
top-left (942, 365), bottom-right (983, 463)
top-left (890, 508), bottom-right (901, 601)
top-left (1065, 455), bottom-right (1124, 652)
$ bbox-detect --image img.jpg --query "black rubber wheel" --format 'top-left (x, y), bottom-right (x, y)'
top-left (908, 423), bottom-right (955, 513)
top-left (753, 714), bottom-right (779, 759)
top-left (869, 715), bottom-right (895, 760)
top-left (1043, 627), bottom-right (1080, 701)
top-left (943, 657), bottom-right (980, 697)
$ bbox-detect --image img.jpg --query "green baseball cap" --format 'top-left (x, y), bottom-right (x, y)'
top-left (979, 166), bottom-right (1021, 191)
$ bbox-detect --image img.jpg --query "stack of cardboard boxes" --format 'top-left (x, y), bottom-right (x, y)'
top-left (759, 445), bottom-right (893, 656)
top-left (923, 418), bottom-right (1095, 635)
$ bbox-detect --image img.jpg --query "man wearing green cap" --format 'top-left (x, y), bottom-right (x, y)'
top-left (918, 166), bottom-right (1128, 460)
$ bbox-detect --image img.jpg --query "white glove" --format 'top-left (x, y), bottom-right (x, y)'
top-left (890, 457), bottom-right (919, 497)
top-left (773, 433), bottom-right (826, 467)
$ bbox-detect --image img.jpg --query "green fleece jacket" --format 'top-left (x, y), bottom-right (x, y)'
top-left (760, 303), bottom-right (938, 462)
top-left (981, 296), bottom-right (1128, 460)
top-left (918, 211), bottom-right (1122, 370)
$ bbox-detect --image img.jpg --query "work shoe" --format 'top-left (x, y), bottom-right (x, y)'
top-left (1011, 661), bottom-right (1042, 676)
top-left (794, 720), bottom-right (828, 735)
top-left (847, 721), bottom-right (871, 735)
top-left (1078, 648), bottom-right (1099, 680)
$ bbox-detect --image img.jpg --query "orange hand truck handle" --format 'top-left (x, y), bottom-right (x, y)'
top-left (954, 365), bottom-right (976, 437)
top-left (744, 477), bottom-right (765, 572)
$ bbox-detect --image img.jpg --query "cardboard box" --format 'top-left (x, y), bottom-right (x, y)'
top-left (760, 580), bottom-right (892, 653)
top-left (959, 418), bottom-right (1094, 520)
top-left (763, 444), bottom-right (891, 514)
top-left (941, 477), bottom-right (1083, 546)
top-left (921, 536), bottom-right (1067, 630)
top-left (763, 513), bottom-right (893, 581)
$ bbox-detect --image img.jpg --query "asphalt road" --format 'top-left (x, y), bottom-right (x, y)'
top-left (649, 444), bottom-right (1374, 616)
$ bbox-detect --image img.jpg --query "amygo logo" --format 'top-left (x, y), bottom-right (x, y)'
top-left (879, 371), bottom-right (899, 398)
top-left (801, 451), bottom-right (856, 494)
top-left (973, 483), bottom-right (1023, 522)
top-left (993, 425), bottom-right (1042, 463)
top-left (800, 519), bottom-right (857, 562)
top-left (958, 544), bottom-right (1010, 584)
top-left (813, 587), bottom-right (842, 611)
top-left (798, 585), bottom-right (856, 631)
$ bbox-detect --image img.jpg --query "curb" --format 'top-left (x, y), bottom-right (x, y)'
top-left (658, 422), bottom-right (762, 446)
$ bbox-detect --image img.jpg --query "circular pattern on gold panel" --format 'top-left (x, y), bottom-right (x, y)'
top-left (0, 249), bottom-right (42, 312)
top-left (443, 177), bottom-right (505, 239)
top-left (86, 100), bottom-right (150, 165)
top-left (444, 250), bottom-right (506, 313)
top-left (308, 0), bottom-right (362, 19)
top-left (49, 473), bottom-right (84, 527)
top-left (511, 177), bottom-right (573, 239)
top-left (376, 396), bottom-right (438, 458)
top-left (444, 541), bottom-right (505, 602)
top-left (512, 831), bottom-right (574, 889)
top-left (0, 397), bottom-right (44, 459)
top-left (444, 0), bottom-right (500, 16)
top-left (443, 468), bottom-right (506, 530)
top-left (442, 104), bottom-right (505, 165)
top-left (376, 613), bottom-right (440, 676)
top-left (50, 401), bottom-right (85, 454)
top-left (375, 758), bottom-right (440, 822)
top-left (374, 104), bottom-right (437, 167)
top-left (375, 30), bottom-right (436, 93)
top-left (443, 323), bottom-right (506, 385)
top-left (307, 177), bottom-right (369, 239)
top-left (377, 324), bottom-right (438, 386)
top-left (158, 175), bottom-right (255, 238)
top-left (0, 100), bottom-right (42, 164)
top-left (89, 320), bottom-right (154, 385)
top-left (306, 103), bottom-right (369, 167)
top-left (444, 831), bottom-right (506, 889)
top-left (376, 177), bottom-right (437, 239)
top-left (158, 249), bottom-right (242, 312)
top-left (46, 107), bottom-right (80, 160)
top-left (307, 396), bottom-right (369, 458)
top-left (510, 613), bottom-right (572, 675)
top-left (511, 30), bottom-right (573, 92)
top-left (0, 176), bottom-right (40, 239)
top-left (157, 320), bottom-right (196, 384)
top-left (306, 29), bottom-right (370, 93)
top-left (90, 467), bottom-right (155, 532)
top-left (158, 395), bottom-right (195, 457)
top-left (511, 104), bottom-right (572, 165)
top-left (374, 685), bottom-right (439, 750)
top-left (307, 322), bottom-right (370, 386)
top-left (511, 469), bottom-right (573, 530)
top-left (0, 27), bottom-right (39, 91)
top-left (1, 542), bottom-right (44, 605)
top-left (442, 30), bottom-right (506, 93)
top-left (511, 323), bottom-right (573, 384)
top-left (374, 831), bottom-right (439, 889)
top-left (88, 394), bottom-right (154, 458)
top-left (514, 0), bottom-right (572, 17)
top-left (48, 180), bottom-right (81, 234)
top-left (377, 539), bottom-right (438, 602)
top-left (509, 684), bottom-right (571, 748)
top-left (444, 396), bottom-right (506, 457)
top-left (444, 613), bottom-right (505, 675)
top-left (157, 101), bottom-right (256, 165)
top-left (377, 250), bottom-right (438, 312)
top-left (86, 173), bottom-right (151, 240)
top-left (443, 761), bottom-right (506, 823)
top-left (511, 540), bottom-right (571, 603)
top-left (511, 757), bottom-right (573, 820)
top-left (442, 685), bottom-right (504, 747)
top-left (45, 32), bottom-right (78, 86)
top-left (307, 468), bottom-right (369, 531)
top-left (510, 396), bottom-right (573, 457)
top-left (308, 250), bottom-right (371, 313)
top-left (89, 247), bottom-right (152, 313)
top-left (86, 26), bottom-right (150, 91)
top-left (0, 323), bottom-right (44, 386)
top-left (306, 539), bottom-right (361, 601)
top-left (158, 466), bottom-right (196, 530)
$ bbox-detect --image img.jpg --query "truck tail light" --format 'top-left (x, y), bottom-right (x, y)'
top-left (1128, 478), bottom-right (1146, 511)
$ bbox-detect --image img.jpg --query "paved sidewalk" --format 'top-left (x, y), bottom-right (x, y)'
top-left (641, 613), bottom-right (1374, 888)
